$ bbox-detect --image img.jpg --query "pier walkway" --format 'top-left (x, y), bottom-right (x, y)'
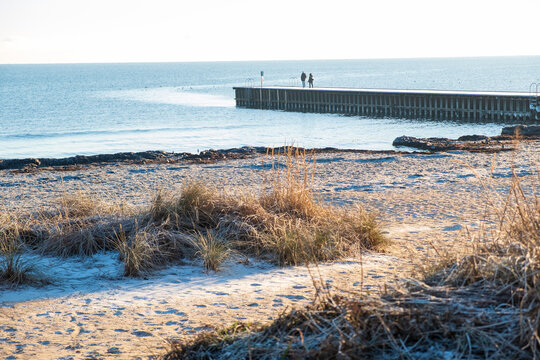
top-left (233, 86), bottom-right (540, 123)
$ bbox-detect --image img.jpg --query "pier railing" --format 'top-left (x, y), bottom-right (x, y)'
top-left (233, 86), bottom-right (540, 123)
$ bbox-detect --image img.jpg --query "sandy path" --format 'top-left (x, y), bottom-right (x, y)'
top-left (0, 146), bottom-right (538, 359)
top-left (1, 255), bottom-right (398, 359)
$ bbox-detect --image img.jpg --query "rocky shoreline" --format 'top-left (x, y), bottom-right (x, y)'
top-left (3, 125), bottom-right (539, 172)
top-left (393, 124), bottom-right (540, 152)
top-left (0, 147), bottom-right (408, 172)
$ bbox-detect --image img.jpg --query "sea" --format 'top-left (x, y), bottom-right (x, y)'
top-left (1, 56), bottom-right (539, 159)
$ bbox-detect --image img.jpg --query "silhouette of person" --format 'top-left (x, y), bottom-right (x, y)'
top-left (301, 72), bottom-right (307, 88)
top-left (308, 73), bottom-right (314, 88)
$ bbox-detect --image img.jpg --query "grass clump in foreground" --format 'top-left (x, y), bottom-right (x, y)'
top-left (162, 288), bottom-right (527, 360)
top-left (147, 146), bottom-right (386, 267)
top-left (162, 166), bottom-right (540, 359)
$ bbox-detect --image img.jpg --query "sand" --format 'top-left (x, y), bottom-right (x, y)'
top-left (0, 145), bottom-right (538, 359)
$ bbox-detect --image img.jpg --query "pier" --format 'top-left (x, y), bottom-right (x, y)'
top-left (233, 86), bottom-right (540, 123)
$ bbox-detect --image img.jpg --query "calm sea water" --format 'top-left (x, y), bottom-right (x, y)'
top-left (1, 57), bottom-right (539, 159)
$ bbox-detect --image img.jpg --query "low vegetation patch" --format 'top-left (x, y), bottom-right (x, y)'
top-left (0, 216), bottom-right (42, 287)
top-left (161, 160), bottom-right (540, 359)
top-left (162, 286), bottom-right (526, 360)
top-left (425, 170), bottom-right (540, 357)
top-left (145, 147), bottom-right (386, 267)
top-left (1, 146), bottom-right (385, 282)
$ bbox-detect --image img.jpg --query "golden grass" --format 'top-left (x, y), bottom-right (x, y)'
top-left (161, 148), bottom-right (540, 359)
top-left (190, 229), bottom-right (231, 272)
top-left (423, 168), bottom-right (540, 355)
top-left (115, 227), bottom-right (160, 277)
top-left (150, 182), bottom-right (219, 229)
top-left (162, 283), bottom-right (528, 360)
top-left (1, 146), bottom-right (385, 280)
top-left (145, 146), bottom-right (386, 266)
top-left (0, 215), bottom-right (42, 287)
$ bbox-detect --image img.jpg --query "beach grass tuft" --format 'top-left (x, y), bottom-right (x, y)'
top-left (0, 218), bottom-right (39, 287)
top-left (144, 146), bottom-right (386, 266)
top-left (190, 229), bottom-right (231, 272)
top-left (150, 182), bottom-right (219, 230)
top-left (115, 226), bottom-right (159, 277)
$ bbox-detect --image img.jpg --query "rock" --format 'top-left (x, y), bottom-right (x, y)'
top-left (392, 133), bottom-right (517, 152)
top-left (457, 135), bottom-right (488, 141)
top-left (392, 136), bottom-right (439, 151)
top-left (501, 125), bottom-right (540, 137)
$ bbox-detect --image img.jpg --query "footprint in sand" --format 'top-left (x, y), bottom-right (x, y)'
top-left (442, 224), bottom-right (463, 231)
top-left (277, 294), bottom-right (306, 301)
top-left (132, 330), bottom-right (153, 337)
top-left (154, 308), bottom-right (180, 314)
top-left (107, 347), bottom-right (121, 354)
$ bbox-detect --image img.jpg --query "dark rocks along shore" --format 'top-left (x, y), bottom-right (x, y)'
top-left (2, 125), bottom-right (538, 172)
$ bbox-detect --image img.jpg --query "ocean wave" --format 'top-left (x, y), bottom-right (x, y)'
top-left (97, 87), bottom-right (235, 107)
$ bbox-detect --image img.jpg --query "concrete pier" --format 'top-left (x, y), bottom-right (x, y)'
top-left (233, 86), bottom-right (540, 123)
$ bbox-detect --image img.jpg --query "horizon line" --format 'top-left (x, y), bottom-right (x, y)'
top-left (2, 54), bottom-right (540, 66)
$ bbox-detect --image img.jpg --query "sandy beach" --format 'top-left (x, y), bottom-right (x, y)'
top-left (1, 144), bottom-right (539, 359)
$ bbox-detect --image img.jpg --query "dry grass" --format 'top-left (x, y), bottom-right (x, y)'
top-left (145, 146), bottom-right (386, 266)
top-left (424, 168), bottom-right (540, 356)
top-left (114, 223), bottom-right (194, 277)
top-left (0, 215), bottom-right (41, 287)
top-left (150, 182), bottom-right (220, 230)
top-left (162, 283), bottom-right (527, 360)
top-left (190, 229), bottom-right (231, 272)
top-left (161, 153), bottom-right (540, 359)
top-left (0, 147), bottom-right (385, 281)
top-left (115, 226), bottom-right (160, 277)
top-left (56, 189), bottom-right (136, 218)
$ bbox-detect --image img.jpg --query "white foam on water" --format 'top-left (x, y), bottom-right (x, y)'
top-left (99, 87), bottom-right (235, 107)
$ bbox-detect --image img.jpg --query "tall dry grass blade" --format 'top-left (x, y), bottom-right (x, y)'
top-left (189, 229), bottom-right (231, 272)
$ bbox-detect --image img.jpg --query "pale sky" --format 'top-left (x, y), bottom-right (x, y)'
top-left (1, 0), bottom-right (539, 64)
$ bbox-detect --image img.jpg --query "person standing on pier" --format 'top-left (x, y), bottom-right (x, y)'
top-left (308, 73), bottom-right (314, 88)
top-left (301, 72), bottom-right (307, 88)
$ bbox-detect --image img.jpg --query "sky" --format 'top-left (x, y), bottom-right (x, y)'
top-left (1, 0), bottom-right (539, 64)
